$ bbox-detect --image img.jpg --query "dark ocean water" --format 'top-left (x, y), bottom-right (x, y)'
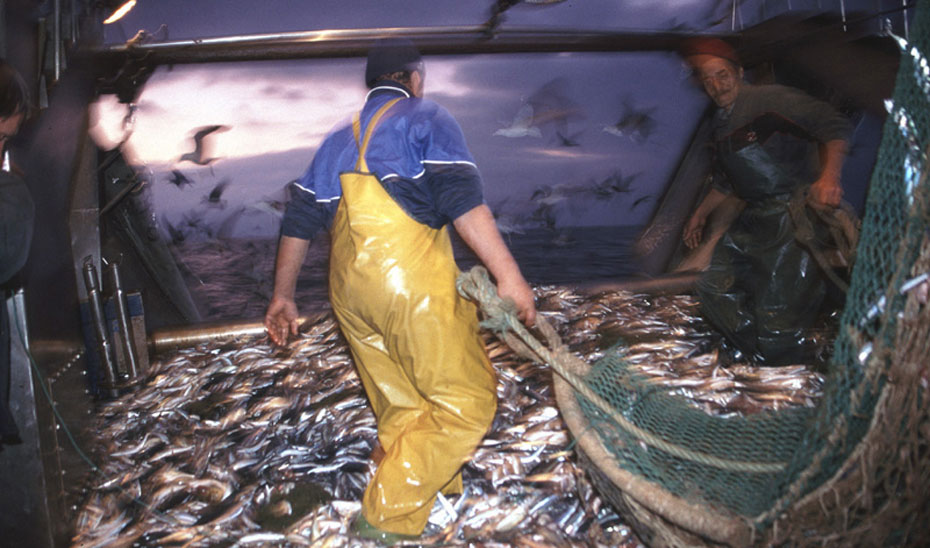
top-left (174, 225), bottom-right (645, 322)
top-left (454, 225), bottom-right (643, 284)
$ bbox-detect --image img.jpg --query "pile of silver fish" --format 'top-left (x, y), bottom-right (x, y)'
top-left (541, 287), bottom-right (827, 417)
top-left (71, 280), bottom-right (826, 547)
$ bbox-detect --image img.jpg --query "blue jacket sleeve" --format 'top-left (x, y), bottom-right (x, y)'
top-left (280, 184), bottom-right (336, 240)
top-left (424, 163), bottom-right (484, 224)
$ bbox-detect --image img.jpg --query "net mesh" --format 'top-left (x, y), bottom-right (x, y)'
top-left (576, 2), bottom-right (930, 530)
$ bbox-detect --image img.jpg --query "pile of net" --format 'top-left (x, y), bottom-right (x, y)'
top-left (460, 6), bottom-right (930, 546)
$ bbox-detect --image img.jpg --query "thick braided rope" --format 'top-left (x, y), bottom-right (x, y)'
top-left (457, 266), bottom-right (786, 474)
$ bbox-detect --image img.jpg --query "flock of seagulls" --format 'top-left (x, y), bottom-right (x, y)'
top-left (490, 75), bottom-right (661, 240)
top-left (163, 67), bottom-right (662, 247)
top-left (494, 80), bottom-right (659, 148)
top-left (492, 168), bottom-right (653, 245)
top-left (162, 124), bottom-right (289, 244)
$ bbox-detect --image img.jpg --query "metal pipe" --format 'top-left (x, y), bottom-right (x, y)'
top-left (105, 261), bottom-right (139, 380)
top-left (90, 25), bottom-right (726, 67)
top-left (82, 261), bottom-right (119, 397)
top-left (53, 0), bottom-right (61, 82)
top-left (148, 314), bottom-right (322, 355)
top-left (12, 289), bottom-right (29, 351)
top-left (574, 272), bottom-right (699, 296)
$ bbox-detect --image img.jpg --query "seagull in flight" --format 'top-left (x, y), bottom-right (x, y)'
top-left (631, 194), bottom-right (654, 209)
top-left (603, 98), bottom-right (657, 143)
top-left (483, 0), bottom-right (568, 36)
top-left (494, 103), bottom-right (544, 138)
top-left (178, 124), bottom-right (230, 166)
top-left (592, 170), bottom-right (640, 198)
top-left (202, 179), bottom-right (230, 209)
top-left (496, 77), bottom-right (583, 139)
top-left (167, 169), bottom-right (194, 189)
top-left (556, 129), bottom-right (583, 147)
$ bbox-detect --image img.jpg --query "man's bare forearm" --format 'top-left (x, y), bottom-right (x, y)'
top-left (694, 187), bottom-right (729, 219)
top-left (453, 204), bottom-right (536, 324)
top-left (272, 235), bottom-right (311, 300)
top-left (454, 205), bottom-right (523, 284)
top-left (820, 139), bottom-right (848, 186)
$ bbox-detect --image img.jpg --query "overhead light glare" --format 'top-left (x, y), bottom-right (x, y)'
top-left (104, 0), bottom-right (137, 25)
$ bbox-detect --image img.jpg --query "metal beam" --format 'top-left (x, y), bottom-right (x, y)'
top-left (88, 25), bottom-right (731, 66)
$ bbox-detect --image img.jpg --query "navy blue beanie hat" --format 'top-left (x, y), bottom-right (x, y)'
top-left (365, 38), bottom-right (422, 88)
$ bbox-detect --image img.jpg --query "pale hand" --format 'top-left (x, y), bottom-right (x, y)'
top-left (808, 177), bottom-right (842, 209)
top-left (264, 296), bottom-right (300, 346)
top-left (498, 276), bottom-right (537, 327)
top-left (683, 214), bottom-right (706, 250)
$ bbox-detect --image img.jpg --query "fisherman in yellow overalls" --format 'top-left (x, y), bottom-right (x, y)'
top-left (264, 38), bottom-right (536, 543)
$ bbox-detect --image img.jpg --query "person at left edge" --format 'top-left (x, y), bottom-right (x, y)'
top-left (264, 38), bottom-right (536, 541)
top-left (0, 58), bottom-right (33, 448)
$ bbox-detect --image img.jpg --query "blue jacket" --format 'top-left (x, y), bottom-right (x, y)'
top-left (281, 82), bottom-right (484, 239)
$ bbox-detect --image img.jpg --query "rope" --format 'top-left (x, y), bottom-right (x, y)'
top-left (788, 187), bottom-right (861, 293)
top-left (456, 266), bottom-right (787, 474)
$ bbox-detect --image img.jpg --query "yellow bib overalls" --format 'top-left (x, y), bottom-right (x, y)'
top-left (329, 98), bottom-right (497, 535)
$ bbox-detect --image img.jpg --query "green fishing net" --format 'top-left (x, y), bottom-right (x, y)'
top-left (576, 3), bottom-right (930, 528)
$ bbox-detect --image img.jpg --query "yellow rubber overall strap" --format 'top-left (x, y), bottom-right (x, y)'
top-left (352, 97), bottom-right (403, 172)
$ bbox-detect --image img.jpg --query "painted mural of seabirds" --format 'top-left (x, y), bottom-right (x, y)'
top-left (603, 96), bottom-right (658, 144)
top-left (178, 124), bottom-right (230, 168)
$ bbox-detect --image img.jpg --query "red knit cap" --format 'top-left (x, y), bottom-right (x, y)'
top-left (678, 38), bottom-right (740, 66)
